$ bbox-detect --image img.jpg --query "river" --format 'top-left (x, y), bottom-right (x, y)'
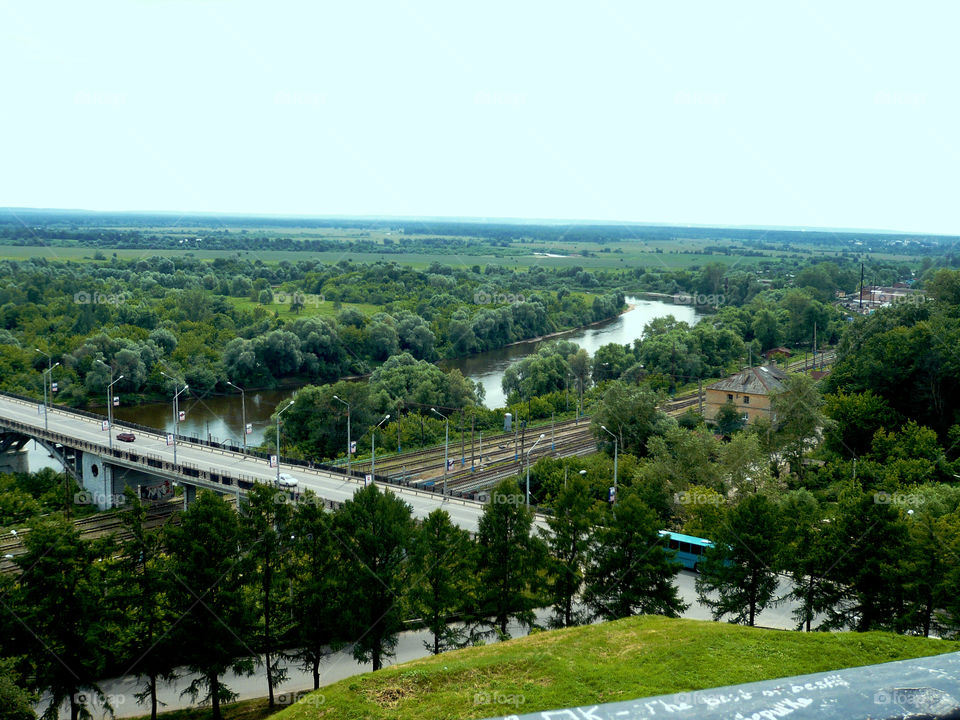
top-left (23, 296), bottom-right (700, 471)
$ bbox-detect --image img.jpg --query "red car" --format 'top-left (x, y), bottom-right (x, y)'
top-left (117, 432), bottom-right (136, 442)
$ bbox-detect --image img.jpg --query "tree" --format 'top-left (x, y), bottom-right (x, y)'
top-left (334, 485), bottom-right (414, 670)
top-left (289, 493), bottom-right (342, 689)
top-left (714, 400), bottom-right (746, 436)
top-left (473, 479), bottom-right (547, 637)
top-left (591, 343), bottom-right (633, 383)
top-left (583, 494), bottom-right (687, 621)
top-left (12, 517), bottom-right (107, 720)
top-left (0, 663), bottom-right (35, 720)
top-left (240, 484), bottom-right (294, 707)
top-left (696, 493), bottom-right (782, 626)
top-left (409, 509), bottom-right (474, 653)
top-left (591, 381), bottom-right (670, 456)
top-left (771, 374), bottom-right (827, 478)
top-left (165, 491), bottom-right (255, 720)
top-left (114, 489), bottom-right (177, 720)
top-left (542, 476), bottom-right (599, 627)
top-left (823, 390), bottom-right (898, 460)
top-left (776, 490), bottom-right (833, 632)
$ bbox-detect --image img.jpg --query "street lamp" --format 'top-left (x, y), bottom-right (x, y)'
top-left (41, 362), bottom-right (60, 432)
top-left (370, 414), bottom-right (390, 486)
top-left (332, 395), bottom-right (351, 477)
top-left (96, 359), bottom-right (125, 449)
top-left (431, 408), bottom-right (450, 497)
top-left (600, 425), bottom-right (618, 503)
top-left (276, 400), bottom-right (295, 486)
top-left (161, 372), bottom-right (188, 465)
top-left (36, 349), bottom-right (52, 425)
top-left (226, 381), bottom-right (247, 454)
top-left (525, 433), bottom-right (545, 507)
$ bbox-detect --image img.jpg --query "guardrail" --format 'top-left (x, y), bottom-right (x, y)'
top-left (481, 650), bottom-right (960, 720)
top-left (0, 393), bottom-right (483, 505)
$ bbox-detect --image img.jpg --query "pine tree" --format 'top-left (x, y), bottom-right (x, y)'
top-left (334, 484), bottom-right (415, 671)
top-left (165, 491), bottom-right (255, 720)
top-left (409, 509), bottom-right (474, 653)
top-left (473, 479), bottom-right (547, 637)
top-left (542, 476), bottom-right (598, 627)
top-left (696, 493), bottom-right (781, 626)
top-left (583, 493), bottom-right (687, 621)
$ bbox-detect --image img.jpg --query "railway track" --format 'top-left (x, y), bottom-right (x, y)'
top-left (0, 498), bottom-right (189, 574)
top-left (349, 416), bottom-right (592, 477)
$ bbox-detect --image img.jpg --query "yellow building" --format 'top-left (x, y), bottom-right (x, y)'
top-left (705, 364), bottom-right (787, 425)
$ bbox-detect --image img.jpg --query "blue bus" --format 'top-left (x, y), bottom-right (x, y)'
top-left (659, 530), bottom-right (714, 572)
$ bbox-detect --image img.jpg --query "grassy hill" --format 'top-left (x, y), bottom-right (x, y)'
top-left (270, 615), bottom-right (953, 720)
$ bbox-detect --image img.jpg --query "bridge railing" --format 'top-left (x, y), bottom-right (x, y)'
top-left (0, 393), bottom-right (481, 503)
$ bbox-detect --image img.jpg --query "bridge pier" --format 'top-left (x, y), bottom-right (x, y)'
top-left (0, 432), bottom-right (30, 474)
top-left (78, 451), bottom-right (117, 511)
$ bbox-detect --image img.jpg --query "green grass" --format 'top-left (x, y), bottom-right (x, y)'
top-left (127, 615), bottom-right (952, 720)
top-left (266, 615), bottom-right (952, 720)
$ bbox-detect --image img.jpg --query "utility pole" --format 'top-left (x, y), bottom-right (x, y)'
top-left (470, 413), bottom-right (476, 472)
top-left (698, 378), bottom-right (703, 415)
top-left (431, 408), bottom-right (450, 496)
top-left (859, 262), bottom-right (865, 312)
top-left (460, 412), bottom-right (465, 466)
top-left (332, 395), bottom-right (350, 477)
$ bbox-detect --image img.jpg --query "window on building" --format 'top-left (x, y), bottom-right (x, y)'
top-left (743, 396), bottom-right (750, 404)
top-left (727, 394), bottom-right (733, 401)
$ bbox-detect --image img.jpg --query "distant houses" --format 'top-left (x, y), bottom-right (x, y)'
top-left (835, 284), bottom-right (921, 315)
top-left (704, 364), bottom-right (788, 425)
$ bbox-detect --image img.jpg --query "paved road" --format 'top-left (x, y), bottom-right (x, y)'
top-left (0, 394), bottom-right (512, 534)
top-left (51, 574), bottom-right (803, 719)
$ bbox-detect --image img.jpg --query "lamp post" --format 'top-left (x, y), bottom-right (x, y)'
top-left (161, 372), bottom-right (188, 465)
top-left (36, 349), bottom-right (52, 426)
top-left (96, 359), bottom-right (125, 449)
top-left (525, 433), bottom-right (545, 507)
top-left (600, 425), bottom-right (618, 503)
top-left (431, 408), bottom-right (450, 497)
top-left (370, 414), bottom-right (390, 486)
top-left (332, 395), bottom-right (351, 477)
top-left (41, 362), bottom-right (60, 432)
top-left (275, 400), bottom-right (295, 486)
top-left (226, 381), bottom-right (247, 454)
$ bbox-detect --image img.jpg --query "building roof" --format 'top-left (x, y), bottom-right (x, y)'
top-left (708, 364), bottom-right (788, 395)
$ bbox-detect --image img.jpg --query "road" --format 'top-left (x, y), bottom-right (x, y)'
top-left (51, 572), bottom-right (802, 719)
top-left (0, 393), bottom-right (506, 534)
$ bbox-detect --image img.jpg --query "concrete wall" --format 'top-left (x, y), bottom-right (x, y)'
top-left (704, 388), bottom-right (773, 424)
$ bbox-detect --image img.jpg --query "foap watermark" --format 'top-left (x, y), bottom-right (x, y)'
top-left (674, 490), bottom-right (724, 507)
top-left (74, 290), bottom-right (130, 305)
top-left (72, 691), bottom-right (127, 707)
top-left (673, 292), bottom-right (725, 307)
top-left (276, 690), bottom-right (325, 708)
top-left (873, 491), bottom-right (924, 507)
top-left (473, 690), bottom-right (525, 709)
top-left (274, 291), bottom-right (324, 307)
top-left (75, 491), bottom-right (127, 506)
top-left (473, 290), bottom-right (526, 305)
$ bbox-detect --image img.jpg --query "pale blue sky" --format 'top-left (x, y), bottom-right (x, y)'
top-left (2, 1), bottom-right (957, 233)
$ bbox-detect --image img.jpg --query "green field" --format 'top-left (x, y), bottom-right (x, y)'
top-left (130, 615), bottom-right (952, 720)
top-left (0, 240), bottom-right (800, 270)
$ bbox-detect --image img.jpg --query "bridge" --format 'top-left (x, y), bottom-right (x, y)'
top-left (0, 392), bottom-right (498, 533)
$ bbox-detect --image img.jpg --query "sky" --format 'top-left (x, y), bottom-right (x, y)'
top-left (2, 1), bottom-right (958, 234)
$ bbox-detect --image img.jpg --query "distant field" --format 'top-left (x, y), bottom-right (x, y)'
top-left (0, 242), bottom-right (785, 270)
